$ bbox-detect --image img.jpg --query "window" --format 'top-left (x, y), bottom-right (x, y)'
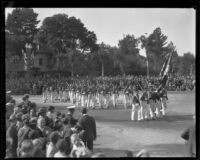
top-left (39, 58), bottom-right (43, 66)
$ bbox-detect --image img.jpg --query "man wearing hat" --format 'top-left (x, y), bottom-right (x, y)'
top-left (66, 105), bottom-right (78, 128)
top-left (17, 114), bottom-right (32, 154)
top-left (77, 107), bottom-right (96, 152)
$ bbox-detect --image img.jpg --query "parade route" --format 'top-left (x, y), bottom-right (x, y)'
top-left (13, 91), bottom-right (195, 157)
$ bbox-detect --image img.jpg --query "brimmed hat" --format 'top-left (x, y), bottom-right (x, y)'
top-left (66, 105), bottom-right (76, 110)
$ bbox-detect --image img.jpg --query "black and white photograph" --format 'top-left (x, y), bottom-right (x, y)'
top-left (4, 6), bottom-right (197, 158)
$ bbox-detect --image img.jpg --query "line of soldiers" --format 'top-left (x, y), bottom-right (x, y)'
top-left (42, 78), bottom-right (168, 121)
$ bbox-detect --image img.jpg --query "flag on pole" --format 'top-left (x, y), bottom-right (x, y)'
top-left (157, 52), bottom-right (173, 92)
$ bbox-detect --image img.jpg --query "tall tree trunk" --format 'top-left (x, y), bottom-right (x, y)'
top-left (71, 63), bottom-right (74, 77)
top-left (119, 63), bottom-right (125, 76)
top-left (101, 62), bottom-right (104, 77)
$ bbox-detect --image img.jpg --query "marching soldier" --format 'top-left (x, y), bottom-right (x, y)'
top-left (123, 85), bottom-right (129, 110)
top-left (159, 88), bottom-right (168, 116)
top-left (42, 86), bottom-right (48, 103)
top-left (140, 88), bottom-right (151, 120)
top-left (131, 90), bottom-right (141, 121)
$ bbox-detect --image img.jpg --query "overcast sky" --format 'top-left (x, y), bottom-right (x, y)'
top-left (5, 8), bottom-right (195, 56)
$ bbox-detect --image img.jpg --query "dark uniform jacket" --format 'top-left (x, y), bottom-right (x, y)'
top-left (78, 114), bottom-right (96, 141)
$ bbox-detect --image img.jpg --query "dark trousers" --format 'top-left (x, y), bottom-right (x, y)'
top-left (83, 140), bottom-right (93, 152)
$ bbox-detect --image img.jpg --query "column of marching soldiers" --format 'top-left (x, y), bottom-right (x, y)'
top-left (42, 77), bottom-right (168, 121)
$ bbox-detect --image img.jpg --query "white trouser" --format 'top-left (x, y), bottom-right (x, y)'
top-left (149, 100), bottom-right (156, 119)
top-left (155, 101), bottom-right (162, 118)
top-left (131, 103), bottom-right (141, 121)
top-left (161, 97), bottom-right (167, 115)
top-left (124, 94), bottom-right (129, 109)
top-left (112, 94), bottom-right (116, 108)
top-left (43, 91), bottom-right (47, 102)
top-left (81, 95), bottom-right (87, 107)
top-left (140, 101), bottom-right (151, 119)
top-left (50, 91), bottom-right (54, 102)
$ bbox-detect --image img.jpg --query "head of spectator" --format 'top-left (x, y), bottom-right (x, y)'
top-left (32, 147), bottom-right (45, 157)
top-left (30, 108), bottom-right (37, 118)
top-left (28, 130), bottom-right (39, 140)
top-left (136, 149), bottom-right (150, 157)
top-left (56, 111), bottom-right (62, 119)
top-left (10, 99), bottom-right (16, 106)
top-left (37, 116), bottom-right (46, 130)
top-left (67, 106), bottom-right (75, 115)
top-left (81, 107), bottom-right (87, 115)
top-left (91, 152), bottom-right (106, 158)
top-left (22, 114), bottom-right (30, 126)
top-left (20, 139), bottom-right (34, 157)
top-left (13, 106), bottom-right (20, 115)
top-left (55, 139), bottom-right (70, 157)
top-left (17, 104), bottom-right (23, 109)
top-left (30, 102), bottom-right (37, 112)
top-left (71, 133), bottom-right (80, 146)
top-left (48, 106), bottom-right (55, 113)
top-left (61, 113), bottom-right (66, 119)
top-left (62, 117), bottom-right (69, 126)
top-left (22, 96), bottom-right (28, 103)
top-left (49, 131), bottom-right (60, 145)
top-left (33, 137), bottom-right (46, 151)
top-left (24, 94), bottom-right (30, 100)
top-left (124, 150), bottom-right (133, 157)
top-left (8, 116), bottom-right (17, 126)
top-left (38, 107), bottom-right (46, 117)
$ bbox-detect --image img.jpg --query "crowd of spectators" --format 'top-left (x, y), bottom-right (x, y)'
top-left (6, 74), bottom-right (195, 95)
top-left (6, 94), bottom-right (152, 158)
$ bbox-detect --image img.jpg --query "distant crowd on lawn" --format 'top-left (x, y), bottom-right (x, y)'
top-left (6, 74), bottom-right (195, 95)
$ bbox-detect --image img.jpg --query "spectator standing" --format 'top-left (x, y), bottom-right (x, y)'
top-left (78, 107), bottom-right (97, 152)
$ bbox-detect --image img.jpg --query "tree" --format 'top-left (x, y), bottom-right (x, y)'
top-left (36, 14), bottom-right (97, 75)
top-left (177, 52), bottom-right (195, 75)
top-left (5, 8), bottom-right (40, 73)
top-left (140, 28), bottom-right (174, 74)
top-left (116, 34), bottom-right (141, 75)
top-left (6, 8), bottom-right (40, 44)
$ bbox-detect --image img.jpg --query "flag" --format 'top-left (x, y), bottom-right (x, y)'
top-left (157, 52), bottom-right (173, 92)
top-left (159, 54), bottom-right (169, 77)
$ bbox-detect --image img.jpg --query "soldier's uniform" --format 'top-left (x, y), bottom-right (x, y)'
top-left (149, 90), bottom-right (162, 119)
top-left (49, 86), bottom-right (54, 103)
top-left (140, 90), bottom-right (151, 120)
top-left (159, 88), bottom-right (168, 116)
top-left (42, 86), bottom-right (48, 103)
top-left (123, 85), bottom-right (130, 110)
top-left (131, 92), bottom-right (141, 121)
